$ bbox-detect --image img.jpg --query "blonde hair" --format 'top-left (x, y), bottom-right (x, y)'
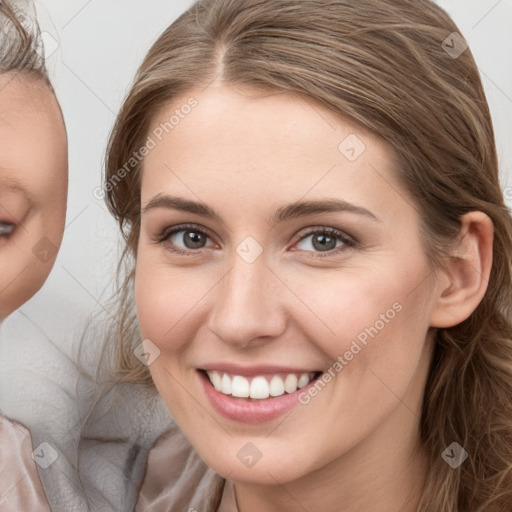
top-left (0, 0), bottom-right (51, 85)
top-left (104, 1), bottom-right (512, 509)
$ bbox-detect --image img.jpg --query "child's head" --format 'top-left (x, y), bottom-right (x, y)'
top-left (0, 1), bottom-right (68, 319)
top-left (105, 1), bottom-right (512, 509)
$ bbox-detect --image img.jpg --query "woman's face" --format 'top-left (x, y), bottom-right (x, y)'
top-left (0, 76), bottom-right (68, 319)
top-left (135, 84), bottom-right (439, 484)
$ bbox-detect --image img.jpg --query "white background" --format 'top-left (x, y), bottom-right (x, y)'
top-left (1, 0), bottom-right (511, 422)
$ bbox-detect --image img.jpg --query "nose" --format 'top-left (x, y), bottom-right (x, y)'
top-left (206, 254), bottom-right (287, 349)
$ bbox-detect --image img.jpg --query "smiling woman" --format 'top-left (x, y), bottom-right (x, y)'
top-left (0, 1), bottom-right (67, 510)
top-left (103, 0), bottom-right (512, 511)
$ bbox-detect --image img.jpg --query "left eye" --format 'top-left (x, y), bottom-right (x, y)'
top-left (294, 228), bottom-right (353, 254)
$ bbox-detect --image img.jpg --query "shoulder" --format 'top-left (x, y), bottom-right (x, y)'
top-left (0, 413), bottom-right (31, 442)
top-left (0, 415), bottom-right (50, 511)
top-left (136, 422), bottom-right (224, 512)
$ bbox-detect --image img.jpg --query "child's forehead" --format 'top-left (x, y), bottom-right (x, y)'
top-left (0, 76), bottom-right (66, 178)
top-left (0, 71), bottom-right (51, 98)
top-left (0, 75), bottom-right (59, 123)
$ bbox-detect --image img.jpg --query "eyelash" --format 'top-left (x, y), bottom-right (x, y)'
top-left (153, 223), bottom-right (357, 258)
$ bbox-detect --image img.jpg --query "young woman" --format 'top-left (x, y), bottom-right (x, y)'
top-left (0, 1), bottom-right (68, 510)
top-left (102, 0), bottom-right (512, 510)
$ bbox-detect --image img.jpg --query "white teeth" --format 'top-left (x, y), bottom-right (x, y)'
top-left (231, 375), bottom-right (250, 397)
top-left (206, 370), bottom-right (317, 400)
top-left (284, 374), bottom-right (298, 393)
top-left (269, 375), bottom-right (284, 397)
top-left (221, 373), bottom-right (232, 394)
top-left (250, 376), bottom-right (270, 399)
top-left (298, 373), bottom-right (310, 389)
top-left (210, 371), bottom-right (222, 391)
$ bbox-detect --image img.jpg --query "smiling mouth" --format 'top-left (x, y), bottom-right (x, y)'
top-left (201, 369), bottom-right (323, 400)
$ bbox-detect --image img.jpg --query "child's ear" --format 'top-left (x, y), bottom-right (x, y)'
top-left (429, 211), bottom-right (494, 328)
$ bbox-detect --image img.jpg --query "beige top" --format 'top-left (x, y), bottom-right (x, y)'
top-left (0, 415), bottom-right (50, 511)
top-left (136, 423), bottom-right (239, 512)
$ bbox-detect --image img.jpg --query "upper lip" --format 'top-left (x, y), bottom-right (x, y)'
top-left (199, 363), bottom-right (322, 376)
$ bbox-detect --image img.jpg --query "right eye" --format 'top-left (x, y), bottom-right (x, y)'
top-left (154, 223), bottom-right (217, 256)
top-left (0, 222), bottom-right (14, 236)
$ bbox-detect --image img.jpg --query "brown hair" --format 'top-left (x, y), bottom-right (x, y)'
top-left (104, 0), bottom-right (512, 510)
top-left (0, 0), bottom-right (51, 86)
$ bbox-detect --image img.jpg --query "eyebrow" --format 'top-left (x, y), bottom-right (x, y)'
top-left (0, 180), bottom-right (24, 194)
top-left (142, 194), bottom-right (380, 224)
top-left (0, 174), bottom-right (30, 198)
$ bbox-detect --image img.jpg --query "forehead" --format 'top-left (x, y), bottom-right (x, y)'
top-left (0, 74), bottom-right (52, 117)
top-left (0, 75), bottom-right (67, 204)
top-left (0, 76), bottom-right (64, 153)
top-left (141, 85), bottom-right (398, 206)
top-left (150, 86), bottom-right (374, 154)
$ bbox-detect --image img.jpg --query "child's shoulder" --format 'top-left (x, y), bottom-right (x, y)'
top-left (0, 414), bottom-right (50, 511)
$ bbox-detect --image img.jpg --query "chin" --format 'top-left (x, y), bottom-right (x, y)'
top-left (192, 435), bottom-right (313, 485)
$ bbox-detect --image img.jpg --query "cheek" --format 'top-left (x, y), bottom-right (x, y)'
top-left (288, 266), bottom-right (417, 350)
top-left (134, 264), bottom-right (170, 342)
top-left (134, 252), bottom-right (211, 348)
top-left (134, 256), bottom-right (211, 416)
top-left (305, 269), bottom-right (432, 408)
top-left (0, 216), bottom-right (60, 318)
top-left (38, 161), bottom-right (67, 240)
top-left (288, 257), bottom-right (433, 397)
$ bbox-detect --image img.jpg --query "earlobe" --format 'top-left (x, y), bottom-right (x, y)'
top-left (429, 211), bottom-right (494, 329)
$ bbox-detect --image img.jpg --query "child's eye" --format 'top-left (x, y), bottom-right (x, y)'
top-left (0, 222), bottom-right (15, 237)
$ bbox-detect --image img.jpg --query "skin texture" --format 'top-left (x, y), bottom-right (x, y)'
top-left (135, 84), bottom-right (493, 512)
top-left (0, 74), bottom-right (68, 319)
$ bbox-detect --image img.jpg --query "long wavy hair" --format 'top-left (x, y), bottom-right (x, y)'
top-left (103, 1), bottom-right (512, 510)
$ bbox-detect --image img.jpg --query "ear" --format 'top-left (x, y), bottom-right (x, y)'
top-left (429, 211), bottom-right (494, 328)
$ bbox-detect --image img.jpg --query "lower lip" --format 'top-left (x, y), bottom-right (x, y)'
top-left (198, 370), bottom-right (318, 423)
